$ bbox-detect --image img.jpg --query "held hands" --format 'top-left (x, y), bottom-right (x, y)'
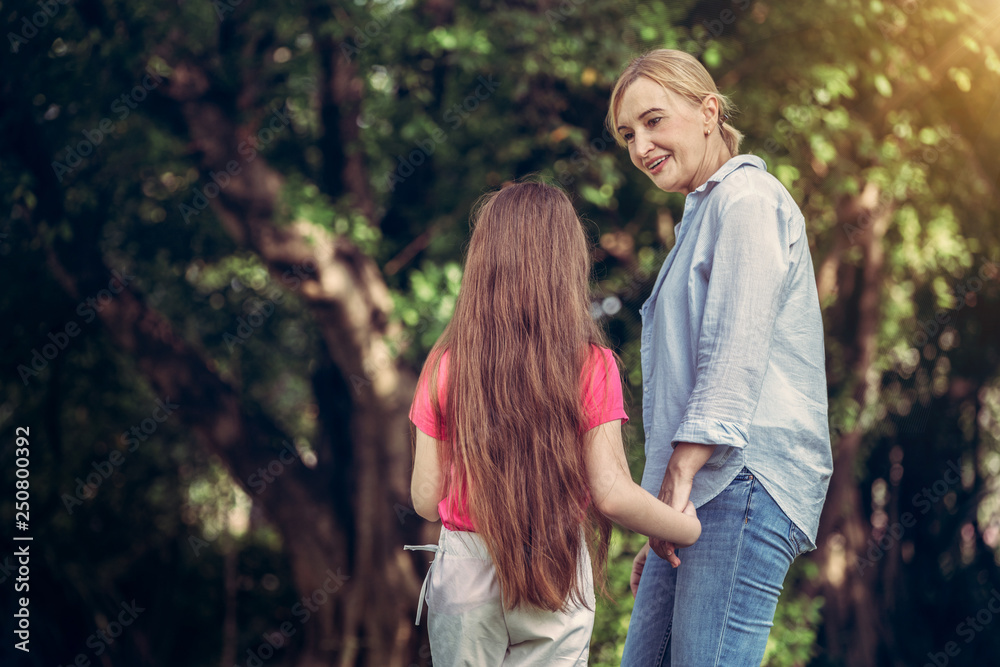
top-left (648, 499), bottom-right (698, 564)
top-left (629, 443), bottom-right (712, 597)
top-left (630, 500), bottom-right (698, 598)
top-left (683, 499), bottom-right (698, 519)
top-left (650, 466), bottom-right (697, 565)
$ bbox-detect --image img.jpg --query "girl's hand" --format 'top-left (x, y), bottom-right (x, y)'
top-left (630, 541), bottom-right (651, 598)
top-left (649, 535), bottom-right (681, 567)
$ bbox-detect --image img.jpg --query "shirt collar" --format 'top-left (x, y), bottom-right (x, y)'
top-left (690, 153), bottom-right (767, 196)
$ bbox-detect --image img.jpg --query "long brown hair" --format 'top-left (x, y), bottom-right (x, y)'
top-left (419, 181), bottom-right (616, 611)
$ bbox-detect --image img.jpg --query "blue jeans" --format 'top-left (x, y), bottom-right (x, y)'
top-left (621, 467), bottom-right (809, 666)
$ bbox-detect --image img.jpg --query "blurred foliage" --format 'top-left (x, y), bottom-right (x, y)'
top-left (1, 0), bottom-right (999, 664)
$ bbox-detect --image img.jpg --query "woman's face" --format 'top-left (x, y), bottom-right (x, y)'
top-left (615, 77), bottom-right (721, 195)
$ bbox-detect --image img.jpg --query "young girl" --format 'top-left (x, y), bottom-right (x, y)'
top-left (404, 181), bottom-right (701, 665)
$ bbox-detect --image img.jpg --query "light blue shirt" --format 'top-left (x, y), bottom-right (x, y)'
top-left (639, 154), bottom-right (833, 550)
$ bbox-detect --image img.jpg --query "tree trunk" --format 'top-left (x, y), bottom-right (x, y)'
top-left (15, 54), bottom-right (430, 667)
top-left (812, 183), bottom-right (893, 666)
top-left (159, 56), bottom-right (431, 665)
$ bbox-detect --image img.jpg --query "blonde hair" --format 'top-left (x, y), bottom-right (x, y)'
top-left (606, 49), bottom-right (743, 156)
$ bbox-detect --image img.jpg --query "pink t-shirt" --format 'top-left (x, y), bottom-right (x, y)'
top-left (409, 344), bottom-right (629, 532)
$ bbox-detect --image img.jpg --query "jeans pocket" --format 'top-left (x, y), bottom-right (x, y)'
top-left (787, 519), bottom-right (808, 558)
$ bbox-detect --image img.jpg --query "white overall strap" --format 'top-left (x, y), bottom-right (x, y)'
top-left (403, 544), bottom-right (441, 625)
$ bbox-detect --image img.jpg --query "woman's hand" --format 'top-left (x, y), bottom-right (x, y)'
top-left (651, 443), bottom-right (713, 563)
top-left (630, 541), bottom-right (651, 598)
top-left (650, 469), bottom-right (692, 565)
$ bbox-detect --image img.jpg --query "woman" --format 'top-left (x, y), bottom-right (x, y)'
top-left (605, 50), bottom-right (833, 665)
top-left (404, 182), bottom-right (701, 665)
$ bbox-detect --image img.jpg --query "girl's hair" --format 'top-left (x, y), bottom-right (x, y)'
top-left (419, 181), bottom-right (615, 611)
top-left (606, 48), bottom-right (743, 156)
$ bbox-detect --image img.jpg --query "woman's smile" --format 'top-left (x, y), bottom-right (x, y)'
top-left (615, 76), bottom-right (730, 195)
top-left (646, 154), bottom-right (671, 174)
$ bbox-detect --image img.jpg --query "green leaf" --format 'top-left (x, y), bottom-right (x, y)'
top-left (874, 74), bottom-right (893, 97)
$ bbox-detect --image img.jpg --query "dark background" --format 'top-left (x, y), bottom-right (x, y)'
top-left (1, 0), bottom-right (999, 665)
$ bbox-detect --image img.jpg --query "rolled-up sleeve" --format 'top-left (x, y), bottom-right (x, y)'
top-left (671, 185), bottom-right (792, 449)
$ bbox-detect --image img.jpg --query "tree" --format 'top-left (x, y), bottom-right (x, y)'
top-left (2, 1), bottom-right (998, 665)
